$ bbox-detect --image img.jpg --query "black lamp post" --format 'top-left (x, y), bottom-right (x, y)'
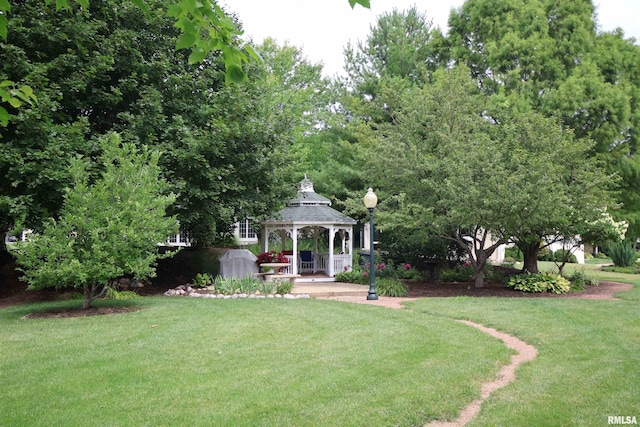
top-left (363, 187), bottom-right (378, 300)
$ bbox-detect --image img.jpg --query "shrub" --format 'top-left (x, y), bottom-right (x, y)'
top-left (608, 241), bottom-right (638, 267)
top-left (397, 264), bottom-right (422, 281)
top-left (376, 278), bottom-right (408, 297)
top-left (213, 276), bottom-right (237, 295)
top-left (505, 246), bottom-right (523, 262)
top-left (537, 247), bottom-right (552, 261)
top-left (553, 250), bottom-right (577, 264)
top-left (439, 263), bottom-right (475, 282)
top-left (105, 287), bottom-right (140, 300)
top-left (601, 265), bottom-right (640, 274)
top-left (506, 272), bottom-right (571, 294)
top-left (502, 256), bottom-right (516, 266)
top-left (276, 282), bottom-right (293, 295)
top-left (566, 269), bottom-right (599, 291)
top-left (335, 268), bottom-right (368, 285)
top-left (193, 273), bottom-right (213, 287)
top-left (212, 276), bottom-right (263, 295)
top-left (236, 277), bottom-right (259, 294)
top-left (257, 281), bottom-right (276, 295)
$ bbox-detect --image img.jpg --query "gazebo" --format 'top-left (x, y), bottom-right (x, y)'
top-left (260, 175), bottom-right (357, 282)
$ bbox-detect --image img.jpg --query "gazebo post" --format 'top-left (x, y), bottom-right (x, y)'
top-left (260, 175), bottom-right (357, 282)
top-left (348, 229), bottom-right (353, 272)
top-left (292, 226), bottom-right (298, 275)
top-left (328, 226), bottom-right (335, 278)
top-left (262, 227), bottom-right (269, 253)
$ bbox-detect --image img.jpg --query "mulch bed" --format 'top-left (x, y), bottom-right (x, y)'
top-left (405, 280), bottom-right (631, 299)
top-left (1, 249), bottom-right (632, 318)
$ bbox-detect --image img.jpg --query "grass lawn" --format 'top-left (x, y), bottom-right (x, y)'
top-left (2, 265), bottom-right (638, 426)
top-left (406, 277), bottom-right (640, 426)
top-left (0, 297), bottom-right (511, 427)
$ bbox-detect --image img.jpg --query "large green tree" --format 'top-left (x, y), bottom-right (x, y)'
top-left (447, 0), bottom-right (640, 237)
top-left (0, 0), bottom-right (371, 125)
top-left (351, 67), bottom-right (616, 283)
top-left (0, 0), bottom-right (301, 247)
top-left (13, 133), bottom-right (178, 309)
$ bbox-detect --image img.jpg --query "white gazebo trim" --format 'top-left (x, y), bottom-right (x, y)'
top-left (260, 176), bottom-right (357, 281)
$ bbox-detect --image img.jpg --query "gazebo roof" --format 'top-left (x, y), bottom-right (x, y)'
top-left (263, 175), bottom-right (357, 226)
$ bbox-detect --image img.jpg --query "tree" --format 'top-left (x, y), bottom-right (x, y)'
top-left (13, 133), bottom-right (178, 309)
top-left (0, 0), bottom-right (300, 247)
top-left (488, 103), bottom-right (617, 273)
top-left (0, 0), bottom-right (371, 125)
top-left (548, 210), bottom-right (627, 274)
top-left (342, 5), bottom-right (445, 126)
top-left (447, 0), bottom-right (640, 238)
top-left (350, 66), bottom-right (616, 284)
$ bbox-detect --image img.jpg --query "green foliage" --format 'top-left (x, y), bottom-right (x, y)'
top-left (257, 281), bottom-right (276, 295)
top-left (275, 281), bottom-right (293, 295)
top-left (193, 273), bottom-right (213, 288)
top-left (105, 287), bottom-right (140, 301)
top-left (565, 269), bottom-right (599, 292)
top-left (0, 81), bottom-right (37, 127)
top-left (211, 276), bottom-right (262, 295)
top-left (505, 246), bottom-right (523, 262)
top-left (553, 250), bottom-right (577, 264)
top-left (439, 264), bottom-right (475, 283)
top-left (608, 241), bottom-right (638, 267)
top-left (334, 268), bottom-right (368, 285)
top-left (13, 133), bottom-right (178, 309)
top-left (506, 272), bottom-right (572, 294)
top-left (376, 278), bottom-right (408, 297)
top-left (502, 257), bottom-right (516, 266)
top-left (213, 276), bottom-right (237, 295)
top-left (537, 247), bottom-right (552, 261)
top-left (235, 277), bottom-right (260, 294)
top-left (0, 0), bottom-right (299, 246)
top-left (601, 265), bottom-right (640, 275)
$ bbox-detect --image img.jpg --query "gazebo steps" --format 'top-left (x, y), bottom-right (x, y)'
top-left (292, 282), bottom-right (369, 297)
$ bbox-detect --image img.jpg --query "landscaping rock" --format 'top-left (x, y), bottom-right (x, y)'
top-left (162, 286), bottom-right (310, 300)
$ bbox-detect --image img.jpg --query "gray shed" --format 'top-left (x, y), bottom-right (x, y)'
top-left (218, 249), bottom-right (258, 279)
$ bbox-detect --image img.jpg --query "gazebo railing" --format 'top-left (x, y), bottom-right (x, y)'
top-left (332, 254), bottom-right (352, 274)
top-left (283, 253), bottom-right (352, 275)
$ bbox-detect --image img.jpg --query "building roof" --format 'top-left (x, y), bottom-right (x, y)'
top-left (263, 175), bottom-right (357, 226)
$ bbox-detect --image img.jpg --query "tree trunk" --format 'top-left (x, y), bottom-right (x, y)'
top-left (472, 250), bottom-right (488, 288)
top-left (474, 267), bottom-right (485, 288)
top-left (518, 240), bottom-right (541, 273)
top-left (83, 283), bottom-right (96, 310)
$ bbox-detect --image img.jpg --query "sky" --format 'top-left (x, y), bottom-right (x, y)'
top-left (225, 0), bottom-right (640, 77)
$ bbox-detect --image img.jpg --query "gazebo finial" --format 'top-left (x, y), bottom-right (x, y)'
top-left (299, 174), bottom-right (314, 192)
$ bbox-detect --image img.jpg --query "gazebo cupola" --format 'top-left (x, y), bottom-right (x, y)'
top-left (260, 175), bottom-right (357, 281)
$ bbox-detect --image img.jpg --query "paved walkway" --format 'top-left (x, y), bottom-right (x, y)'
top-left (292, 281), bottom-right (369, 297)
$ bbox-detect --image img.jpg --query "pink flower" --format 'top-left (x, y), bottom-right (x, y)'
top-left (377, 263), bottom-right (386, 270)
top-left (403, 263), bottom-right (411, 270)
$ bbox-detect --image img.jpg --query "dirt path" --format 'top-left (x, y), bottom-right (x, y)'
top-left (325, 281), bottom-right (632, 425)
top-left (424, 320), bottom-right (537, 427)
top-left (322, 295), bottom-right (539, 426)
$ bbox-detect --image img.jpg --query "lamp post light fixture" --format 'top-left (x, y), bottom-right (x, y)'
top-left (363, 187), bottom-right (378, 300)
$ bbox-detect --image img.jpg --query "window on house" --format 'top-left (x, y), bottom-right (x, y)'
top-left (238, 219), bottom-right (256, 240)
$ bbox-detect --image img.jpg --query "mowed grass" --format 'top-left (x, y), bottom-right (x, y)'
top-left (406, 278), bottom-right (640, 426)
top-left (0, 297), bottom-right (511, 427)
